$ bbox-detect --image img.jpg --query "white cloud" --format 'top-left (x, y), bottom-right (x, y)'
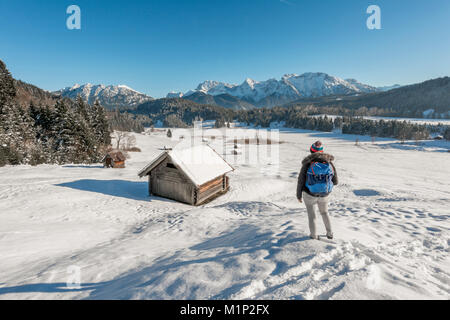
top-left (279, 0), bottom-right (295, 6)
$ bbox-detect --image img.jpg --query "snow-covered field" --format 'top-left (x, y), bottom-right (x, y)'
top-left (0, 128), bottom-right (449, 300)
top-left (310, 114), bottom-right (450, 126)
top-left (363, 116), bottom-right (450, 126)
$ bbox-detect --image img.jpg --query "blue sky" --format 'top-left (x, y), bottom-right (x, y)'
top-left (1, 0), bottom-right (449, 98)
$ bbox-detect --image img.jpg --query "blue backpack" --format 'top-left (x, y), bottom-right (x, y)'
top-left (305, 162), bottom-right (334, 196)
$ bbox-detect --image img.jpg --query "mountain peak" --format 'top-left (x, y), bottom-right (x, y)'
top-left (118, 84), bottom-right (142, 94)
top-left (55, 83), bottom-right (153, 110)
top-left (282, 73), bottom-right (298, 79)
top-left (242, 78), bottom-right (257, 88)
top-left (173, 72), bottom-right (395, 108)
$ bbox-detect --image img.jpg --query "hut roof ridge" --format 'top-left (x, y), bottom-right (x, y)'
top-left (138, 144), bottom-right (234, 186)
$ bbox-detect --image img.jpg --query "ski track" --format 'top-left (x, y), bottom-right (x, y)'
top-left (0, 129), bottom-right (449, 300)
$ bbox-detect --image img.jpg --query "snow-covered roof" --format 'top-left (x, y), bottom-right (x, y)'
top-left (138, 144), bottom-right (234, 186)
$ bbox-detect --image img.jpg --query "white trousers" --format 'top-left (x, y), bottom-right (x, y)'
top-left (303, 191), bottom-right (333, 238)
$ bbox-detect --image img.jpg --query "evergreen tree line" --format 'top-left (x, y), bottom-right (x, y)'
top-left (233, 107), bottom-right (337, 132)
top-left (0, 61), bottom-right (111, 167)
top-left (339, 117), bottom-right (432, 141)
top-left (143, 104), bottom-right (442, 141)
top-left (133, 98), bottom-right (235, 128)
top-left (108, 109), bottom-right (146, 133)
top-left (131, 100), bottom-right (447, 141)
top-left (443, 127), bottom-right (450, 140)
top-left (214, 116), bottom-right (232, 128)
top-left (233, 107), bottom-right (442, 140)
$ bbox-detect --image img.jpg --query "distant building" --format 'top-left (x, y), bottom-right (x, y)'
top-left (102, 150), bottom-right (126, 168)
top-left (138, 145), bottom-right (234, 205)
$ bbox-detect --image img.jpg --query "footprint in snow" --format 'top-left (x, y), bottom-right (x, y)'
top-left (353, 189), bottom-right (381, 197)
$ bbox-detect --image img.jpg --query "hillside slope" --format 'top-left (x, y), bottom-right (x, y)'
top-left (286, 77), bottom-right (450, 118)
top-left (133, 98), bottom-right (234, 125)
top-left (183, 92), bottom-right (256, 110)
top-left (13, 80), bottom-right (61, 108)
top-left (0, 129), bottom-right (448, 300)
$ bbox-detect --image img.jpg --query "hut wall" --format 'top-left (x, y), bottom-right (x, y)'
top-left (150, 158), bottom-right (195, 204)
top-left (104, 157), bottom-right (113, 168)
top-left (113, 161), bottom-right (125, 168)
top-left (195, 175), bottom-right (227, 205)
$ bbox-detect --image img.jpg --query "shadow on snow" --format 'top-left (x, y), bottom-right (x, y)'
top-left (0, 225), bottom-right (310, 299)
top-left (55, 179), bottom-right (172, 203)
top-left (62, 165), bottom-right (104, 169)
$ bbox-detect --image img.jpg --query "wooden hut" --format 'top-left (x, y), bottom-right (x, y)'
top-left (138, 145), bottom-right (234, 205)
top-left (102, 150), bottom-right (126, 168)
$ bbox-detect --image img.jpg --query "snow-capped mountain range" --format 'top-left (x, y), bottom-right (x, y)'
top-left (56, 73), bottom-right (402, 110)
top-left (169, 72), bottom-right (401, 108)
top-left (55, 83), bottom-right (154, 110)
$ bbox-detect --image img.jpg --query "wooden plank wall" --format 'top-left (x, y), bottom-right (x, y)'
top-left (113, 161), bottom-right (125, 168)
top-left (150, 158), bottom-right (195, 205)
top-left (147, 158), bottom-right (230, 206)
top-left (196, 176), bottom-right (226, 205)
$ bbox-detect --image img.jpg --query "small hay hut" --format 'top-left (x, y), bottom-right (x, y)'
top-left (102, 150), bottom-right (126, 168)
top-left (138, 145), bottom-right (234, 205)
